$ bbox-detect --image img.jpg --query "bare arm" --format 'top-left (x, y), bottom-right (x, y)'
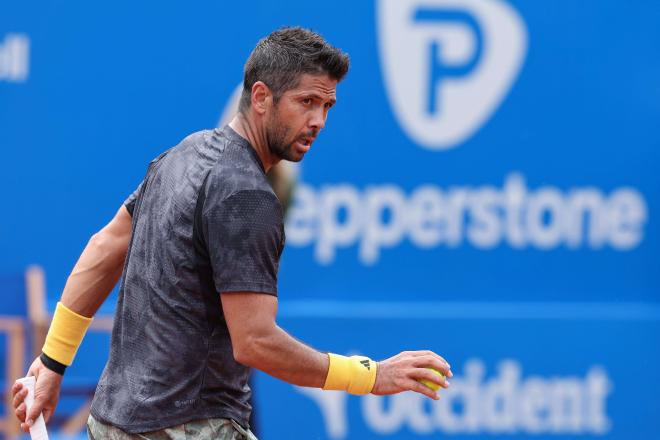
top-left (12, 205), bottom-right (132, 431)
top-left (222, 293), bottom-right (328, 387)
top-left (60, 205), bottom-right (133, 316)
top-left (221, 293), bottom-right (453, 398)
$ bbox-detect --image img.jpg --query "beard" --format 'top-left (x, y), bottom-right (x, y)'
top-left (266, 117), bottom-right (297, 161)
top-left (265, 110), bottom-right (316, 162)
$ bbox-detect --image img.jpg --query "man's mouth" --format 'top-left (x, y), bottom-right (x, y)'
top-left (296, 136), bottom-right (315, 152)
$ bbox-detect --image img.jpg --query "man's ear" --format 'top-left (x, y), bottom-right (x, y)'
top-left (251, 81), bottom-right (272, 115)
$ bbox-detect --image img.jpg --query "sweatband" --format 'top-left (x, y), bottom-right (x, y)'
top-left (322, 353), bottom-right (378, 394)
top-left (42, 302), bottom-right (93, 367)
top-left (40, 352), bottom-right (67, 375)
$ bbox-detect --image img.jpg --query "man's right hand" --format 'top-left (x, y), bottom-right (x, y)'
top-left (371, 350), bottom-right (452, 400)
top-left (11, 356), bottom-right (63, 432)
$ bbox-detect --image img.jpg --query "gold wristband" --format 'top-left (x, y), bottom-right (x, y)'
top-left (42, 302), bottom-right (93, 366)
top-left (323, 353), bottom-right (378, 395)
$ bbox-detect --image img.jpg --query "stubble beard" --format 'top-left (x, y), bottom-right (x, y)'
top-left (266, 111), bottom-right (301, 163)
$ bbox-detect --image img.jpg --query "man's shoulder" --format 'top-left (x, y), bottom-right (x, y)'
top-left (147, 130), bottom-right (212, 171)
top-left (204, 162), bottom-right (276, 207)
top-left (204, 150), bottom-right (272, 202)
top-left (183, 128), bottom-right (214, 145)
top-left (166, 129), bottom-right (213, 156)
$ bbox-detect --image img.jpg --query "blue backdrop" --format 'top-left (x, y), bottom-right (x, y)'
top-left (1, 0), bottom-right (659, 438)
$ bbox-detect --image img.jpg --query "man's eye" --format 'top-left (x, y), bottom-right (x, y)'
top-left (302, 98), bottom-right (312, 105)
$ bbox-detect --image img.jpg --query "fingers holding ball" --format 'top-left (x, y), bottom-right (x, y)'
top-left (418, 368), bottom-right (448, 392)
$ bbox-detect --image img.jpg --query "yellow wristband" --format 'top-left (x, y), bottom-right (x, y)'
top-left (42, 302), bottom-right (93, 366)
top-left (323, 353), bottom-right (378, 395)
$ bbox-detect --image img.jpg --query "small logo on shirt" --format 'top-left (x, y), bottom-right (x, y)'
top-left (174, 398), bottom-right (197, 408)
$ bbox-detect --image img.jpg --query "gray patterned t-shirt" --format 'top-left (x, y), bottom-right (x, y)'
top-left (90, 126), bottom-right (284, 433)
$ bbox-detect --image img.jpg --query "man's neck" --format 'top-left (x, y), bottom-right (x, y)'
top-left (228, 113), bottom-right (279, 173)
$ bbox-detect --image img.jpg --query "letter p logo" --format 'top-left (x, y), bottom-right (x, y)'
top-left (414, 9), bottom-right (483, 116)
top-left (378, 0), bottom-right (528, 150)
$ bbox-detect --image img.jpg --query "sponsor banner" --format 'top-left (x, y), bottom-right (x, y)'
top-left (273, 0), bottom-right (657, 303)
top-left (1, 1), bottom-right (656, 301)
top-left (255, 309), bottom-right (660, 439)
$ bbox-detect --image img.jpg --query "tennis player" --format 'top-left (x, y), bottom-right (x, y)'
top-left (12, 27), bottom-right (452, 439)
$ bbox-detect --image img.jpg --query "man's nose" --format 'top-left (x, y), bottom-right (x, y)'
top-left (309, 107), bottom-right (326, 131)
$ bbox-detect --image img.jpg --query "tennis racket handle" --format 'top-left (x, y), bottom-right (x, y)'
top-left (15, 376), bottom-right (49, 440)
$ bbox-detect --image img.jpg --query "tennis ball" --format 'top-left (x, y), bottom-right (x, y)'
top-left (419, 368), bottom-right (445, 391)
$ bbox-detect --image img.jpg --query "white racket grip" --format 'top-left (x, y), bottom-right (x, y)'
top-left (15, 376), bottom-right (49, 440)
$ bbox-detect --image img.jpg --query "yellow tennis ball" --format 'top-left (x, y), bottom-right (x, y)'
top-left (419, 368), bottom-right (445, 391)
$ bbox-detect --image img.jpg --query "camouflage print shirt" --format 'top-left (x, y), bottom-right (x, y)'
top-left (90, 126), bottom-right (285, 433)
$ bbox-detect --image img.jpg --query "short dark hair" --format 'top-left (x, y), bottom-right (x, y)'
top-left (238, 27), bottom-right (350, 113)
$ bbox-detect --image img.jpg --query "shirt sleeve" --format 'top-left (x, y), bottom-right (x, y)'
top-left (123, 181), bottom-right (144, 216)
top-left (202, 189), bottom-right (285, 296)
top-left (124, 149), bottom-right (171, 216)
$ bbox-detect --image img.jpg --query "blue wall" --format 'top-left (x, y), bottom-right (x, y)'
top-left (2, 1), bottom-right (659, 438)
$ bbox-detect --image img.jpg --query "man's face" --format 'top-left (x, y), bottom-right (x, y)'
top-left (265, 73), bottom-right (338, 162)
